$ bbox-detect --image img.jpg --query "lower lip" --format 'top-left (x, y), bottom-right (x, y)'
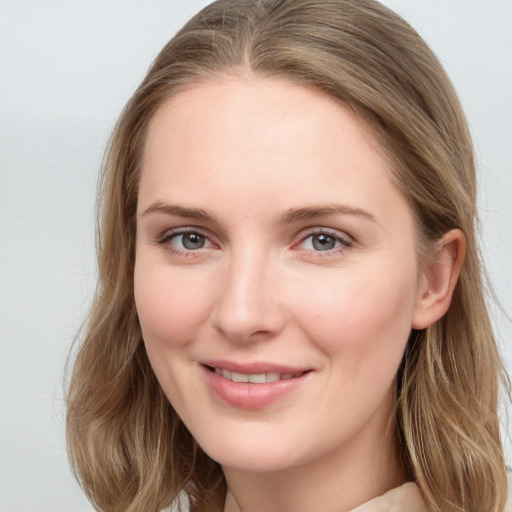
top-left (202, 366), bottom-right (310, 410)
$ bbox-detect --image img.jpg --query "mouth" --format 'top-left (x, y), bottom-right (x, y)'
top-left (204, 365), bottom-right (308, 384)
top-left (201, 362), bottom-right (312, 409)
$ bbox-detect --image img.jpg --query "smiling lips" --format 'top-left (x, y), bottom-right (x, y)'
top-left (213, 367), bottom-right (306, 383)
top-left (202, 363), bottom-right (311, 409)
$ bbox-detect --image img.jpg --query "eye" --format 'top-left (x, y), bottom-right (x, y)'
top-left (158, 229), bottom-right (214, 253)
top-left (307, 233), bottom-right (339, 251)
top-left (174, 232), bottom-right (207, 250)
top-left (297, 230), bottom-right (352, 253)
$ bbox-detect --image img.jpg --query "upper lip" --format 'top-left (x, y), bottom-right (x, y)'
top-left (200, 359), bottom-right (311, 375)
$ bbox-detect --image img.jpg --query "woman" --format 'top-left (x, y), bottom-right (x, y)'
top-left (66, 0), bottom-right (511, 511)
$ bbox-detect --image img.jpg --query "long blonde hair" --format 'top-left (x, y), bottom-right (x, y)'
top-left (66, 1), bottom-right (510, 510)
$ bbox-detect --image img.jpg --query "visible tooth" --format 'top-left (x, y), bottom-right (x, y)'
top-left (293, 372), bottom-right (303, 378)
top-left (215, 368), bottom-right (222, 375)
top-left (248, 373), bottom-right (266, 384)
top-left (232, 371), bottom-right (249, 383)
top-left (281, 373), bottom-right (294, 380)
top-left (222, 369), bottom-right (232, 380)
top-left (265, 372), bottom-right (280, 383)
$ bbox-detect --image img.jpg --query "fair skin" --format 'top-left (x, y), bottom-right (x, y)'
top-left (134, 77), bottom-right (464, 512)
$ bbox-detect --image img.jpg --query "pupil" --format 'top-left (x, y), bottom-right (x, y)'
top-left (182, 233), bottom-right (204, 250)
top-left (312, 234), bottom-right (335, 251)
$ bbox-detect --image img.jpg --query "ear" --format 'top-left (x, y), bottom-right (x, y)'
top-left (412, 229), bottom-right (466, 330)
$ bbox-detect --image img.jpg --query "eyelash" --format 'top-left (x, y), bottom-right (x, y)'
top-left (295, 228), bottom-right (353, 255)
top-left (156, 227), bottom-right (353, 257)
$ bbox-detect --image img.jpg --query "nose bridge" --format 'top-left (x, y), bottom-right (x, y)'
top-left (212, 242), bottom-right (283, 342)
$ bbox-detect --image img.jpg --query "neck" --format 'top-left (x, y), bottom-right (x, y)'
top-left (223, 414), bottom-right (406, 512)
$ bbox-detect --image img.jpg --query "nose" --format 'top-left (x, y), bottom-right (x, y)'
top-left (211, 247), bottom-right (286, 343)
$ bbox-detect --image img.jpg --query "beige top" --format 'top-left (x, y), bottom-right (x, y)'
top-left (349, 483), bottom-right (426, 512)
top-left (349, 477), bottom-right (512, 512)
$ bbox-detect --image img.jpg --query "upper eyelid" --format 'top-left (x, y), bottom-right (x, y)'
top-left (158, 226), bottom-right (214, 242)
top-left (295, 226), bottom-right (353, 243)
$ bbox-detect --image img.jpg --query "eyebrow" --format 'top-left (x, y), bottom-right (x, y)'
top-left (280, 204), bottom-right (377, 224)
top-left (140, 201), bottom-right (377, 224)
top-left (140, 201), bottom-right (214, 221)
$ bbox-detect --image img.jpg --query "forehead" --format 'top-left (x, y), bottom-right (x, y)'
top-left (143, 79), bottom-right (387, 183)
top-left (137, 77), bottom-right (413, 236)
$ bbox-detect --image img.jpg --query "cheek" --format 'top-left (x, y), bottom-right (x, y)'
top-left (134, 261), bottom-right (217, 411)
top-left (292, 262), bottom-right (418, 364)
top-left (290, 264), bottom-right (418, 427)
top-left (134, 260), bottom-right (215, 347)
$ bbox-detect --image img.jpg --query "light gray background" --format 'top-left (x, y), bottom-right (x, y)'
top-left (1, 1), bottom-right (511, 511)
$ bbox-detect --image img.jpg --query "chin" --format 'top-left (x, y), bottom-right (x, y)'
top-left (194, 425), bottom-right (331, 476)
top-left (211, 449), bottom-right (300, 474)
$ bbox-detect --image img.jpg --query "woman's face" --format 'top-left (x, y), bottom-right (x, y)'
top-left (134, 77), bottom-right (428, 475)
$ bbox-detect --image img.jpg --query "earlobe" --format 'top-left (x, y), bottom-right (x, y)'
top-left (412, 229), bottom-right (466, 330)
